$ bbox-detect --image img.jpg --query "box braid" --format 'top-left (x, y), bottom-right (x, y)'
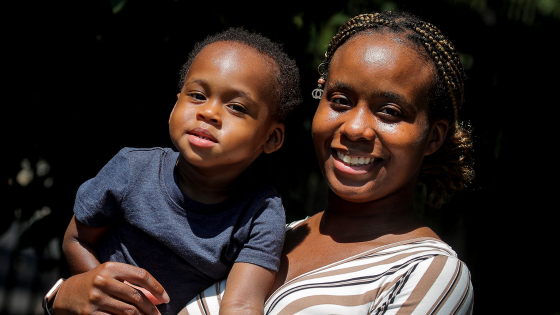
top-left (316, 11), bottom-right (474, 208)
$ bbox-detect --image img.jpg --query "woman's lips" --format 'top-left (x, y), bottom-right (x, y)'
top-left (332, 150), bottom-right (380, 175)
top-left (187, 128), bottom-right (218, 148)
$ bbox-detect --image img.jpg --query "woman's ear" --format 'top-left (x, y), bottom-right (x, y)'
top-left (425, 119), bottom-right (449, 156)
top-left (263, 123), bottom-right (285, 154)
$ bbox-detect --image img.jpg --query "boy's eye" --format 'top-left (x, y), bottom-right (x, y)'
top-left (227, 103), bottom-right (247, 114)
top-left (187, 92), bottom-right (206, 101)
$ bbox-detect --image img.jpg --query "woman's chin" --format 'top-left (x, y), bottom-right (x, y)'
top-left (327, 180), bottom-right (378, 204)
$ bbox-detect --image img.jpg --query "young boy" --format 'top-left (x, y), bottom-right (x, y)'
top-left (61, 28), bottom-right (301, 315)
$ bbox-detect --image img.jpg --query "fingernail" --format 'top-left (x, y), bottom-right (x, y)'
top-left (162, 292), bottom-right (170, 303)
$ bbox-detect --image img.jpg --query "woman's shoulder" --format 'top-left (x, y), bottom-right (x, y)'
top-left (375, 237), bottom-right (458, 257)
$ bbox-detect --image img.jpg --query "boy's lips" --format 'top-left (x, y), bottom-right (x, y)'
top-left (187, 128), bottom-right (218, 148)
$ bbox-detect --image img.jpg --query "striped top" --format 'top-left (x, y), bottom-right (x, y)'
top-left (180, 224), bottom-right (473, 315)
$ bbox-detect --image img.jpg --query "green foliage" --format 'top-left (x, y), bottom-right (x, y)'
top-left (110, 0), bottom-right (127, 14)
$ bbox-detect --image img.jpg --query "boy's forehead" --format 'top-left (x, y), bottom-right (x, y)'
top-left (194, 41), bottom-right (277, 75)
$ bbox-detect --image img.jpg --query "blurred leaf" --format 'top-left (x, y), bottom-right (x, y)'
top-left (459, 52), bottom-right (474, 70)
top-left (380, 0), bottom-right (398, 11)
top-left (537, 0), bottom-right (560, 18)
top-left (293, 12), bottom-right (304, 29)
top-left (308, 12), bottom-right (350, 68)
top-left (110, 0), bottom-right (127, 14)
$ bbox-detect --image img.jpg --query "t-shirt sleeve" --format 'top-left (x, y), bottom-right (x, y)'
top-left (234, 192), bottom-right (286, 272)
top-left (73, 148), bottom-right (131, 227)
top-left (373, 255), bottom-right (474, 315)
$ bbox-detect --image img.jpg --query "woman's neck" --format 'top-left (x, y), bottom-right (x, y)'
top-left (318, 189), bottom-right (424, 243)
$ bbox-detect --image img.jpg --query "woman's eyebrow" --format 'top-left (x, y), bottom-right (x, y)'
top-left (377, 91), bottom-right (414, 109)
top-left (326, 80), bottom-right (353, 92)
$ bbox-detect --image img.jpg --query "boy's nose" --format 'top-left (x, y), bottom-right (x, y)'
top-left (196, 102), bottom-right (221, 125)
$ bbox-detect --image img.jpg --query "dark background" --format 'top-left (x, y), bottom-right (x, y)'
top-left (2, 0), bottom-right (559, 314)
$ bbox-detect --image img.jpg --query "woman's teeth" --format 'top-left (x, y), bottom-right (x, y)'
top-left (336, 151), bottom-right (376, 166)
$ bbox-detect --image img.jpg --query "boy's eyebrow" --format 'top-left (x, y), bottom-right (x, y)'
top-left (183, 79), bottom-right (206, 89)
top-left (184, 79), bottom-right (255, 101)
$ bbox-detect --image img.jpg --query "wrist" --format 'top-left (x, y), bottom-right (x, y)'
top-left (43, 278), bottom-right (65, 315)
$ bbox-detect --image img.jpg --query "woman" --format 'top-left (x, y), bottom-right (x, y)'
top-left (50, 11), bottom-right (474, 315)
top-left (183, 11), bottom-right (474, 314)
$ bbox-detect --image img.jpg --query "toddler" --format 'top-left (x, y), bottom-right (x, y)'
top-left (62, 27), bottom-right (301, 315)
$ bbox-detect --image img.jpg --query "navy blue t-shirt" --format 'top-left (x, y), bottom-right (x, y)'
top-left (73, 147), bottom-right (286, 315)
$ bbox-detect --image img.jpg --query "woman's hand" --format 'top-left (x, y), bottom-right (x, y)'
top-left (52, 262), bottom-right (169, 315)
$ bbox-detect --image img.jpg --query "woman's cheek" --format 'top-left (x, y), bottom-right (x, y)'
top-left (378, 121), bottom-right (429, 149)
top-left (313, 104), bottom-right (340, 136)
top-left (312, 106), bottom-right (330, 140)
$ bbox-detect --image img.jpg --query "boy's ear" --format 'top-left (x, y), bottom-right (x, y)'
top-left (425, 119), bottom-right (449, 156)
top-left (169, 93), bottom-right (181, 123)
top-left (263, 123), bottom-right (285, 154)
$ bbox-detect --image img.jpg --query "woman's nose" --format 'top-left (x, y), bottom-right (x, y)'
top-left (340, 106), bottom-right (375, 141)
top-left (196, 101), bottom-right (221, 125)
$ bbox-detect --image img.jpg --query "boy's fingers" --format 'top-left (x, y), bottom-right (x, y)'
top-left (101, 262), bottom-right (170, 304)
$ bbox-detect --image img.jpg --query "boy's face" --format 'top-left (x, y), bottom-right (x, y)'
top-left (169, 41), bottom-right (284, 175)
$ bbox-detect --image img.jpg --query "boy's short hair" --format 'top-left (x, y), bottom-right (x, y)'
top-left (179, 27), bottom-right (302, 122)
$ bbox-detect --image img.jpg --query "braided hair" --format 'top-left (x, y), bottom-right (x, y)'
top-left (317, 11), bottom-right (474, 208)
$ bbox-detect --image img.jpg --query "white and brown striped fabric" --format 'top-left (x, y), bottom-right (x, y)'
top-left (180, 232), bottom-right (473, 315)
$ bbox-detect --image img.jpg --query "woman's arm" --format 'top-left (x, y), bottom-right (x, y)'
top-left (62, 215), bottom-right (107, 275)
top-left (52, 262), bottom-right (169, 315)
top-left (219, 262), bottom-right (276, 315)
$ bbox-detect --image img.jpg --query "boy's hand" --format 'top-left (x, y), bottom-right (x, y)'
top-left (52, 262), bottom-right (169, 315)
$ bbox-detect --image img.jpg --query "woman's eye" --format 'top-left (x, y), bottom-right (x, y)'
top-left (329, 95), bottom-right (351, 107)
top-left (379, 106), bottom-right (402, 117)
top-left (227, 104), bottom-right (247, 114)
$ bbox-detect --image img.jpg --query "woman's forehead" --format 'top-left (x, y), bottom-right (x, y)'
top-left (337, 32), bottom-right (430, 67)
top-left (331, 33), bottom-right (434, 85)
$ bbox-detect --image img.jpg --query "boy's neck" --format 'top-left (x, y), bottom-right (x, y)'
top-left (174, 155), bottom-right (251, 204)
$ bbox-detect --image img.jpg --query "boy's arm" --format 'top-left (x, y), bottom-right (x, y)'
top-left (219, 262), bottom-right (276, 315)
top-left (62, 215), bottom-right (108, 275)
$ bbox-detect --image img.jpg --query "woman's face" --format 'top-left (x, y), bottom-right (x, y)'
top-left (312, 33), bottom-right (447, 203)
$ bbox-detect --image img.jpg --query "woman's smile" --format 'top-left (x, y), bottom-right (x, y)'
top-left (332, 149), bottom-right (381, 175)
